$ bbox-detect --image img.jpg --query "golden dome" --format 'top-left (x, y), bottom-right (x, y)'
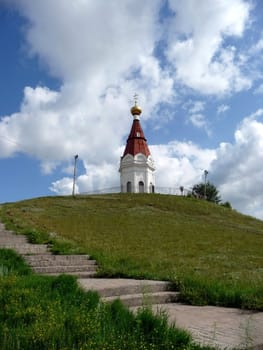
top-left (130, 103), bottom-right (142, 116)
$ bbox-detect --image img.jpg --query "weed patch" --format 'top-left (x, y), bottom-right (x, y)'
top-left (0, 249), bottom-right (32, 276)
top-left (0, 249), bottom-right (210, 350)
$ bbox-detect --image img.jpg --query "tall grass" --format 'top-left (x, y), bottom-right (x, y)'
top-left (0, 249), bottom-right (32, 276)
top-left (0, 249), bottom-right (211, 350)
top-left (1, 194), bottom-right (263, 310)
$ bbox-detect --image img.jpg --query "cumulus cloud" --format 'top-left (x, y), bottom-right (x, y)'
top-left (50, 162), bottom-right (119, 195)
top-left (152, 141), bottom-right (216, 190)
top-left (189, 114), bottom-right (208, 130)
top-left (182, 100), bottom-right (210, 133)
top-left (217, 104), bottom-right (230, 114)
top-left (187, 101), bottom-right (206, 114)
top-left (13, 1), bottom-right (160, 81)
top-left (50, 177), bottom-right (76, 196)
top-left (0, 85), bottom-right (129, 173)
top-left (211, 109), bottom-right (263, 218)
top-left (251, 36), bottom-right (263, 53)
top-left (153, 109), bottom-right (263, 219)
top-left (0, 1), bottom-right (174, 168)
top-left (166, 0), bottom-right (251, 94)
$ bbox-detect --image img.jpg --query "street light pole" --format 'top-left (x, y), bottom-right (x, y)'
top-left (72, 154), bottom-right (78, 197)
top-left (204, 170), bottom-right (208, 199)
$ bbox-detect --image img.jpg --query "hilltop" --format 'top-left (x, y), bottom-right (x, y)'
top-left (1, 193), bottom-right (262, 310)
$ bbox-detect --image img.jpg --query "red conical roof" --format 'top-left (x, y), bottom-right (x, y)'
top-left (122, 118), bottom-right (151, 157)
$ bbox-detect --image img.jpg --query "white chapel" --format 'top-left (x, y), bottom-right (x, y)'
top-left (119, 101), bottom-right (155, 193)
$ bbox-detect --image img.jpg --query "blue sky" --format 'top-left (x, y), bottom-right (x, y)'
top-left (1, 0), bottom-right (263, 219)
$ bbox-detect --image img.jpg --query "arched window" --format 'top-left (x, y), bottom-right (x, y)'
top-left (127, 181), bottom-right (132, 193)
top-left (149, 183), bottom-right (155, 193)
top-left (139, 181), bottom-right (144, 193)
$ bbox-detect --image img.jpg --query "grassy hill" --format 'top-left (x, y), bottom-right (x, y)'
top-left (1, 193), bottom-right (263, 310)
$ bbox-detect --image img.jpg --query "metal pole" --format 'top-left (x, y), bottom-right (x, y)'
top-left (204, 170), bottom-right (208, 199)
top-left (72, 154), bottom-right (78, 197)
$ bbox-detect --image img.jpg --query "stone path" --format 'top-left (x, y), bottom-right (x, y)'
top-left (0, 221), bottom-right (263, 349)
top-left (151, 304), bottom-right (263, 349)
top-left (78, 278), bottom-right (179, 307)
top-left (25, 254), bottom-right (97, 277)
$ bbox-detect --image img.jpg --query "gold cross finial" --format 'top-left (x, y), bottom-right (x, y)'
top-left (134, 93), bottom-right (138, 106)
top-left (130, 93), bottom-right (142, 116)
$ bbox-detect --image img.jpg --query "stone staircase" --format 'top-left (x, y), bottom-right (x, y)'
top-left (1, 222), bottom-right (263, 349)
top-left (25, 254), bottom-right (98, 278)
top-left (0, 227), bottom-right (50, 255)
top-left (78, 278), bottom-right (179, 307)
top-left (0, 222), bottom-right (179, 307)
top-left (0, 222), bottom-right (98, 278)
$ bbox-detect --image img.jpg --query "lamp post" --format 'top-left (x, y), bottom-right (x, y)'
top-left (179, 186), bottom-right (184, 196)
top-left (204, 170), bottom-right (208, 199)
top-left (72, 154), bottom-right (78, 197)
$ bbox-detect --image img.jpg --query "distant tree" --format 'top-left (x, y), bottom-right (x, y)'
top-left (220, 201), bottom-right (232, 209)
top-left (192, 182), bottom-right (221, 203)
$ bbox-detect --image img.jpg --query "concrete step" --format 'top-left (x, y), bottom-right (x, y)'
top-left (24, 254), bottom-right (94, 266)
top-left (32, 264), bottom-right (97, 274)
top-left (42, 271), bottom-right (97, 278)
top-left (78, 278), bottom-right (178, 307)
top-left (103, 291), bottom-right (180, 307)
top-left (23, 253), bottom-right (98, 276)
top-left (148, 304), bottom-right (263, 350)
top-left (1, 243), bottom-right (50, 254)
top-left (0, 236), bottom-right (28, 243)
top-left (0, 229), bottom-right (23, 238)
top-left (97, 281), bottom-right (170, 298)
top-left (78, 279), bottom-right (172, 297)
top-left (0, 235), bottom-right (28, 243)
top-left (0, 223), bottom-right (97, 278)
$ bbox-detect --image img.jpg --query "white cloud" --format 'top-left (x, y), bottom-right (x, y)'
top-left (166, 0), bottom-right (251, 94)
top-left (50, 161), bottom-right (119, 195)
top-left (217, 104), bottom-right (230, 114)
top-left (0, 84), bottom-right (132, 170)
top-left (251, 36), bottom-right (263, 53)
top-left (182, 100), bottom-right (210, 133)
top-left (211, 109), bottom-right (263, 218)
top-left (78, 162), bottom-right (119, 193)
top-left (253, 83), bottom-right (263, 94)
top-left (0, 0), bottom-right (175, 169)
top-left (151, 141), bottom-right (216, 190)
top-left (188, 101), bottom-right (206, 114)
top-left (152, 110), bottom-right (263, 220)
top-left (189, 114), bottom-right (207, 129)
top-left (14, 0), bottom-right (161, 82)
top-left (50, 177), bottom-right (76, 196)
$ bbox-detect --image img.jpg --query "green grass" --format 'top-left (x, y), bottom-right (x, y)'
top-left (0, 249), bottom-right (211, 350)
top-left (1, 193), bottom-right (263, 310)
top-left (0, 249), bottom-right (32, 277)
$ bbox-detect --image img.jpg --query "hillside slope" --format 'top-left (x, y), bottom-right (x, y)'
top-left (1, 193), bottom-right (263, 309)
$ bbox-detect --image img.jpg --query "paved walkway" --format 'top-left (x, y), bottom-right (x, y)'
top-left (152, 303), bottom-right (263, 349)
top-left (79, 278), bottom-right (263, 349)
